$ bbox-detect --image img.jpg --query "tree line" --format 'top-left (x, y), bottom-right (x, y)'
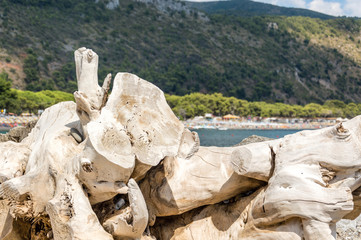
top-left (1, 72), bottom-right (360, 119)
top-left (0, 73), bottom-right (73, 115)
top-left (166, 92), bottom-right (361, 120)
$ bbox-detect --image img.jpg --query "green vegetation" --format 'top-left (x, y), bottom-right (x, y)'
top-left (3, 86), bottom-right (359, 120)
top-left (1, 70), bottom-right (359, 119)
top-left (1, 0), bottom-right (360, 121)
top-left (0, 0), bottom-right (361, 105)
top-left (166, 93), bottom-right (361, 120)
top-left (2, 85), bottom-right (74, 114)
top-left (0, 73), bottom-right (18, 111)
top-left (1, 72), bottom-right (74, 114)
top-left (14, 90), bottom-right (74, 114)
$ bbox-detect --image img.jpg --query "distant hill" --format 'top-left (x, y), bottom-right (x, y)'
top-left (0, 0), bottom-right (361, 105)
top-left (187, 0), bottom-right (335, 19)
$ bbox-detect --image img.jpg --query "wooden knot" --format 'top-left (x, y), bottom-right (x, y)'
top-left (336, 123), bottom-right (347, 133)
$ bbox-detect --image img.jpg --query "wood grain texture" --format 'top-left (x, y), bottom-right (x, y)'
top-left (0, 48), bottom-right (360, 240)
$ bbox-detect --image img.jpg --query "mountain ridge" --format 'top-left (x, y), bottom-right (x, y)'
top-left (0, 0), bottom-right (361, 105)
top-left (186, 0), bottom-right (335, 19)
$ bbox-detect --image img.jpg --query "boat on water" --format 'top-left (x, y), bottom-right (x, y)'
top-left (217, 127), bottom-right (228, 130)
top-left (203, 125), bottom-right (216, 129)
top-left (189, 125), bottom-right (217, 129)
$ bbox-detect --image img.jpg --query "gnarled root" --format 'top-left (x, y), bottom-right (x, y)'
top-left (74, 48), bottom-right (111, 127)
top-left (302, 219), bottom-right (336, 240)
top-left (0, 172), bottom-right (55, 216)
top-left (0, 142), bottom-right (30, 184)
top-left (103, 179), bottom-right (148, 239)
top-left (47, 178), bottom-right (113, 240)
top-left (0, 200), bottom-right (13, 239)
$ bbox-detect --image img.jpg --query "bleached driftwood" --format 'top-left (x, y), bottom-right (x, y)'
top-left (74, 47), bottom-right (111, 126)
top-left (0, 48), bottom-right (360, 240)
top-left (140, 143), bottom-right (266, 220)
top-left (148, 121), bottom-right (361, 240)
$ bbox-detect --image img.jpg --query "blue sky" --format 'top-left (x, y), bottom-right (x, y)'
top-left (187, 0), bottom-right (361, 17)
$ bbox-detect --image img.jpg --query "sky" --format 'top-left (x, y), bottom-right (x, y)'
top-left (187, 0), bottom-right (361, 17)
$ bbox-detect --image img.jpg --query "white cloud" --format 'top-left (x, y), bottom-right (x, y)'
top-left (344, 0), bottom-right (361, 17)
top-left (183, 0), bottom-right (224, 1)
top-left (308, 0), bottom-right (344, 16)
top-left (285, 0), bottom-right (307, 8)
top-left (188, 0), bottom-right (361, 17)
top-left (251, 0), bottom-right (276, 4)
top-left (252, 0), bottom-right (306, 8)
top-left (183, 0), bottom-right (219, 1)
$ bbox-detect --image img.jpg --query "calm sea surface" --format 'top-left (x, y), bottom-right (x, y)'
top-left (0, 129), bottom-right (301, 147)
top-left (193, 129), bottom-right (301, 147)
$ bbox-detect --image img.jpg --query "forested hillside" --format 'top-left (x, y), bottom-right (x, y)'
top-left (0, 0), bottom-right (361, 104)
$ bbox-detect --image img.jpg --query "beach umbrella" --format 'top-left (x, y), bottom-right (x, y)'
top-left (223, 114), bottom-right (240, 120)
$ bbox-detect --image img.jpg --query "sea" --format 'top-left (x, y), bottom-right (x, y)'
top-left (0, 129), bottom-right (301, 147)
top-left (193, 129), bottom-right (301, 147)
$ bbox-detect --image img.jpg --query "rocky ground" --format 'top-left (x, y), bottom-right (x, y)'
top-left (337, 215), bottom-right (361, 240)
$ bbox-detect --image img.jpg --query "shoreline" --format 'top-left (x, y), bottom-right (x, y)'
top-left (0, 124), bottom-right (332, 132)
top-left (1, 125), bottom-right (327, 132)
top-left (0, 127), bottom-right (11, 131)
top-left (183, 121), bottom-right (335, 130)
top-left (189, 126), bottom-right (314, 130)
top-left (1, 118), bottom-right (336, 132)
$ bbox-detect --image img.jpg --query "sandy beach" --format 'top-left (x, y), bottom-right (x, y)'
top-left (0, 115), bottom-right (341, 132)
top-left (183, 117), bottom-right (339, 130)
top-left (0, 115), bottom-right (39, 131)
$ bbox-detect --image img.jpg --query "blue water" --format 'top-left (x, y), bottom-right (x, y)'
top-left (0, 129), bottom-right (301, 147)
top-left (0, 130), bottom-right (8, 134)
top-left (193, 129), bottom-right (301, 147)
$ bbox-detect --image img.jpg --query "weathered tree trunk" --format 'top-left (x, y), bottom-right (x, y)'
top-left (0, 48), bottom-right (360, 240)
